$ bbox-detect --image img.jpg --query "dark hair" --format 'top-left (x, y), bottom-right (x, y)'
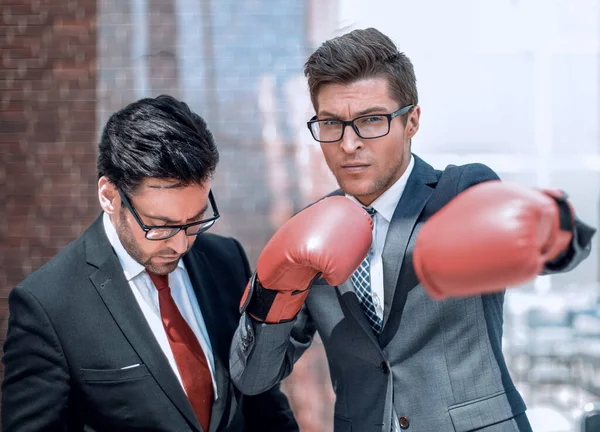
top-left (304, 28), bottom-right (418, 116)
top-left (97, 95), bottom-right (219, 195)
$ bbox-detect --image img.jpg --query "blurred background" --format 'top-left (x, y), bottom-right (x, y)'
top-left (2, 0), bottom-right (600, 430)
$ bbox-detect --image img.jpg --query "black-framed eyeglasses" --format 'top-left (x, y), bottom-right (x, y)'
top-left (117, 188), bottom-right (220, 241)
top-left (307, 104), bottom-right (414, 143)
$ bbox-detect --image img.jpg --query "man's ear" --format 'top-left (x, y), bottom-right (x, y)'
top-left (405, 105), bottom-right (421, 140)
top-left (98, 176), bottom-right (119, 215)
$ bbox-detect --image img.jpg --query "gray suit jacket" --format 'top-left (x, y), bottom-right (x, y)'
top-left (230, 154), bottom-right (594, 432)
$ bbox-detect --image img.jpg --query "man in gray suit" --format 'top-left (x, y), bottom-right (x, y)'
top-left (230, 28), bottom-right (595, 432)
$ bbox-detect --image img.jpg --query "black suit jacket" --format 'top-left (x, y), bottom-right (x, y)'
top-left (1, 215), bottom-right (298, 432)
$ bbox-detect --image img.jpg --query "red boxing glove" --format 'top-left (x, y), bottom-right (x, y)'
top-left (241, 196), bottom-right (373, 323)
top-left (413, 181), bottom-right (574, 300)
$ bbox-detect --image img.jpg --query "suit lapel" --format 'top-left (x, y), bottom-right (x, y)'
top-left (381, 157), bottom-right (437, 328)
top-left (207, 356), bottom-right (229, 432)
top-left (380, 156), bottom-right (439, 345)
top-left (85, 217), bottom-right (202, 432)
top-left (336, 279), bottom-right (381, 347)
top-left (183, 249), bottom-right (230, 432)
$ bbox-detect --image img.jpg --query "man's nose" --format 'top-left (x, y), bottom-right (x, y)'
top-left (167, 229), bottom-right (188, 254)
top-left (340, 125), bottom-right (363, 153)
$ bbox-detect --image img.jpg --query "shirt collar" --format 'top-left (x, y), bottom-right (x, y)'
top-left (102, 212), bottom-right (184, 281)
top-left (346, 154), bottom-right (415, 223)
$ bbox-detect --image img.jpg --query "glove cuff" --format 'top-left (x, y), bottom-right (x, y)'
top-left (240, 273), bottom-right (309, 323)
top-left (242, 273), bottom-right (277, 321)
top-left (544, 190), bottom-right (575, 232)
top-left (543, 190), bottom-right (576, 268)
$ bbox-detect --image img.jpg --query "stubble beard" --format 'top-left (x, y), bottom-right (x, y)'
top-left (114, 211), bottom-right (180, 276)
top-left (341, 162), bottom-right (405, 204)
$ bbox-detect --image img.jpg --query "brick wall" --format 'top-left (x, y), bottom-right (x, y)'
top-left (0, 0), bottom-right (98, 377)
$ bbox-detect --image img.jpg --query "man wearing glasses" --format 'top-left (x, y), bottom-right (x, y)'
top-left (230, 28), bottom-right (595, 432)
top-left (2, 95), bottom-right (298, 432)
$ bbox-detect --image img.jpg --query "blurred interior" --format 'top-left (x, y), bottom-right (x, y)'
top-left (2, 0), bottom-right (600, 430)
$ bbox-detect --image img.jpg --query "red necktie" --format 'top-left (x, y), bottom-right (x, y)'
top-left (148, 272), bottom-right (213, 431)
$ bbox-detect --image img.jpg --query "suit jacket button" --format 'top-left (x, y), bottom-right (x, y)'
top-left (380, 362), bottom-right (389, 374)
top-left (398, 416), bottom-right (409, 429)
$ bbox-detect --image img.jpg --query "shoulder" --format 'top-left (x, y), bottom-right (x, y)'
top-left (17, 235), bottom-right (87, 297)
top-left (8, 234), bottom-right (91, 322)
top-left (189, 233), bottom-right (249, 273)
top-left (441, 162), bottom-right (499, 182)
top-left (439, 162), bottom-right (500, 193)
top-left (186, 233), bottom-right (251, 299)
top-left (413, 158), bottom-right (501, 215)
top-left (191, 232), bottom-right (244, 256)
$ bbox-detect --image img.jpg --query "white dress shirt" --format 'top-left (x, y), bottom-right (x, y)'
top-left (346, 155), bottom-right (415, 432)
top-left (103, 212), bottom-right (218, 399)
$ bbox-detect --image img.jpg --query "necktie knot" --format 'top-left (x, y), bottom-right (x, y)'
top-left (364, 207), bottom-right (376, 218)
top-left (148, 272), bottom-right (169, 291)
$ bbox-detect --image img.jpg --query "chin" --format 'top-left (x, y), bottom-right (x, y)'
top-left (147, 261), bottom-right (179, 275)
top-left (338, 179), bottom-right (374, 198)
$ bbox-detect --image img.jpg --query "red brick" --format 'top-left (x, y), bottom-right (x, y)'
top-left (0, 0), bottom-right (98, 400)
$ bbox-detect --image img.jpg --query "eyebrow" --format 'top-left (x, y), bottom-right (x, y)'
top-left (318, 106), bottom-right (392, 119)
top-left (141, 202), bottom-right (209, 225)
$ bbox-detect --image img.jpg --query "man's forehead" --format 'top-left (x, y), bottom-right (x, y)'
top-left (134, 185), bottom-right (210, 223)
top-left (134, 180), bottom-right (209, 207)
top-left (316, 78), bottom-right (394, 114)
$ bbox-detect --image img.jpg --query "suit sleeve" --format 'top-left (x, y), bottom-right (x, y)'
top-left (229, 238), bottom-right (300, 432)
top-left (230, 306), bottom-right (316, 395)
top-left (1, 285), bottom-right (70, 432)
top-left (456, 163), bottom-right (595, 275)
top-left (228, 238), bottom-right (316, 393)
